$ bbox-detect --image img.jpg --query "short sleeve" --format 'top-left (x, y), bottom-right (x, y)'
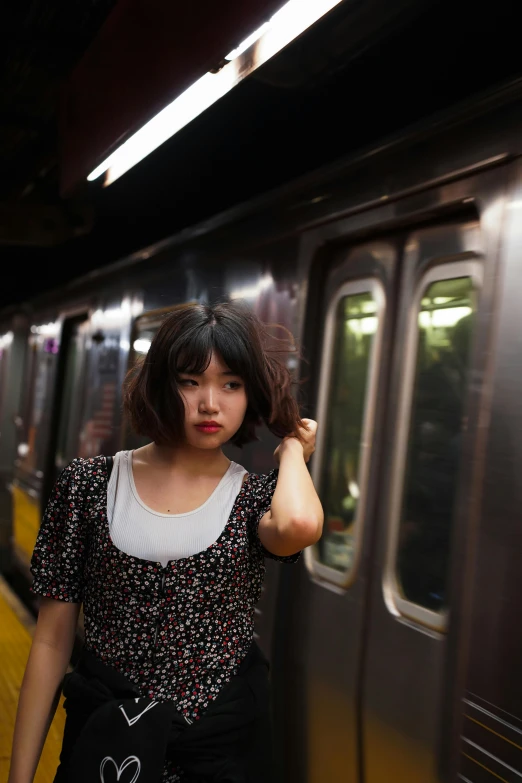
top-left (30, 459), bottom-right (89, 603)
top-left (249, 468), bottom-right (301, 564)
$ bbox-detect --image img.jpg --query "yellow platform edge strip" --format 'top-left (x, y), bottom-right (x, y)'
top-left (12, 484), bottom-right (41, 564)
top-left (0, 575), bottom-right (65, 783)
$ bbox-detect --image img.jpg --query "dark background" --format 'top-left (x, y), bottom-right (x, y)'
top-left (1, 0), bottom-right (521, 308)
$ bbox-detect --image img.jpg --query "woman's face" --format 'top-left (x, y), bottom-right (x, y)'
top-left (177, 352), bottom-right (248, 449)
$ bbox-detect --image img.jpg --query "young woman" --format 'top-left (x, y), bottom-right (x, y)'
top-left (8, 301), bottom-right (324, 783)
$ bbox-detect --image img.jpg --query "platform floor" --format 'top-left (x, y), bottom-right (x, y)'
top-left (0, 576), bottom-right (65, 783)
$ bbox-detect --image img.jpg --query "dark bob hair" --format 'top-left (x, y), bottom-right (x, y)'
top-left (123, 301), bottom-right (304, 448)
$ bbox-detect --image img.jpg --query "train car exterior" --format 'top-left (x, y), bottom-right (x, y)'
top-left (2, 79), bottom-right (522, 783)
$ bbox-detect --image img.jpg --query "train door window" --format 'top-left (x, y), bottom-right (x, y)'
top-left (55, 316), bottom-right (88, 471)
top-left (385, 263), bottom-right (481, 629)
top-left (306, 279), bottom-right (385, 588)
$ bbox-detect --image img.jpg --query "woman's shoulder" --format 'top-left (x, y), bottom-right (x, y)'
top-left (244, 467), bottom-right (279, 495)
top-left (57, 455), bottom-right (110, 483)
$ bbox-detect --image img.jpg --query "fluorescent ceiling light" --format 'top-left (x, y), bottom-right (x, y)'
top-left (88, 0), bottom-right (342, 186)
top-left (225, 22), bottom-right (271, 60)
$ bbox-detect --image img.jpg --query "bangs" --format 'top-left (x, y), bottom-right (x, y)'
top-left (172, 321), bottom-right (252, 380)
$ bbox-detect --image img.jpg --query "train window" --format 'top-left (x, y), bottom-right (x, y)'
top-left (385, 263), bottom-right (480, 629)
top-left (306, 279), bottom-right (385, 588)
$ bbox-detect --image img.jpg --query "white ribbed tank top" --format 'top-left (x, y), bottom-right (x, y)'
top-left (107, 450), bottom-right (248, 567)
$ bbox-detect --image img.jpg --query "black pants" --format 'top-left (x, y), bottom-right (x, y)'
top-left (53, 645), bottom-right (276, 783)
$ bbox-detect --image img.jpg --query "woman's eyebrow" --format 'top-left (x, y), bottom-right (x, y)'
top-left (178, 369), bottom-right (238, 376)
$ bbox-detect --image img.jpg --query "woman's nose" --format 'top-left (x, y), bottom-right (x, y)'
top-left (198, 387), bottom-right (219, 413)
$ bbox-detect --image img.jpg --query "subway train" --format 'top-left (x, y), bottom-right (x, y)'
top-left (2, 77), bottom-right (522, 783)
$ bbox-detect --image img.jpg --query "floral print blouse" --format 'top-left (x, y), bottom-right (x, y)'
top-left (30, 457), bottom-right (300, 725)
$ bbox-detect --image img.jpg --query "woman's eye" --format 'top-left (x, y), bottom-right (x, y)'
top-left (179, 379), bottom-right (197, 386)
top-left (226, 381), bottom-right (242, 390)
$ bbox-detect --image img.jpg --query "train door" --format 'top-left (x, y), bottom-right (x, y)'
top-left (51, 316), bottom-right (89, 476)
top-left (0, 317), bottom-right (27, 569)
top-left (13, 319), bottom-right (61, 566)
top-left (295, 220), bottom-right (483, 783)
top-left (44, 313), bottom-right (90, 501)
top-left (11, 313), bottom-right (89, 568)
top-left (300, 240), bottom-right (399, 783)
top-left (361, 222), bottom-right (482, 783)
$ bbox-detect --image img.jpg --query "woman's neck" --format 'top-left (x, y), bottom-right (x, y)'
top-left (135, 442), bottom-right (231, 478)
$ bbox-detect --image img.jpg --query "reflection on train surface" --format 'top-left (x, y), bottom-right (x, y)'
top-left (2, 79), bottom-right (522, 783)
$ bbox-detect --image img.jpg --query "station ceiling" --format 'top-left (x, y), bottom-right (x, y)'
top-left (0, 0), bottom-right (520, 308)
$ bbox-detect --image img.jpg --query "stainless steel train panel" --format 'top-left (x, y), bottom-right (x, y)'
top-left (456, 162), bottom-right (522, 782)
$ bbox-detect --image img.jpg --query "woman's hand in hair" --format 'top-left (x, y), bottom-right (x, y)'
top-left (262, 419), bottom-right (323, 556)
top-left (273, 418), bottom-right (317, 464)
